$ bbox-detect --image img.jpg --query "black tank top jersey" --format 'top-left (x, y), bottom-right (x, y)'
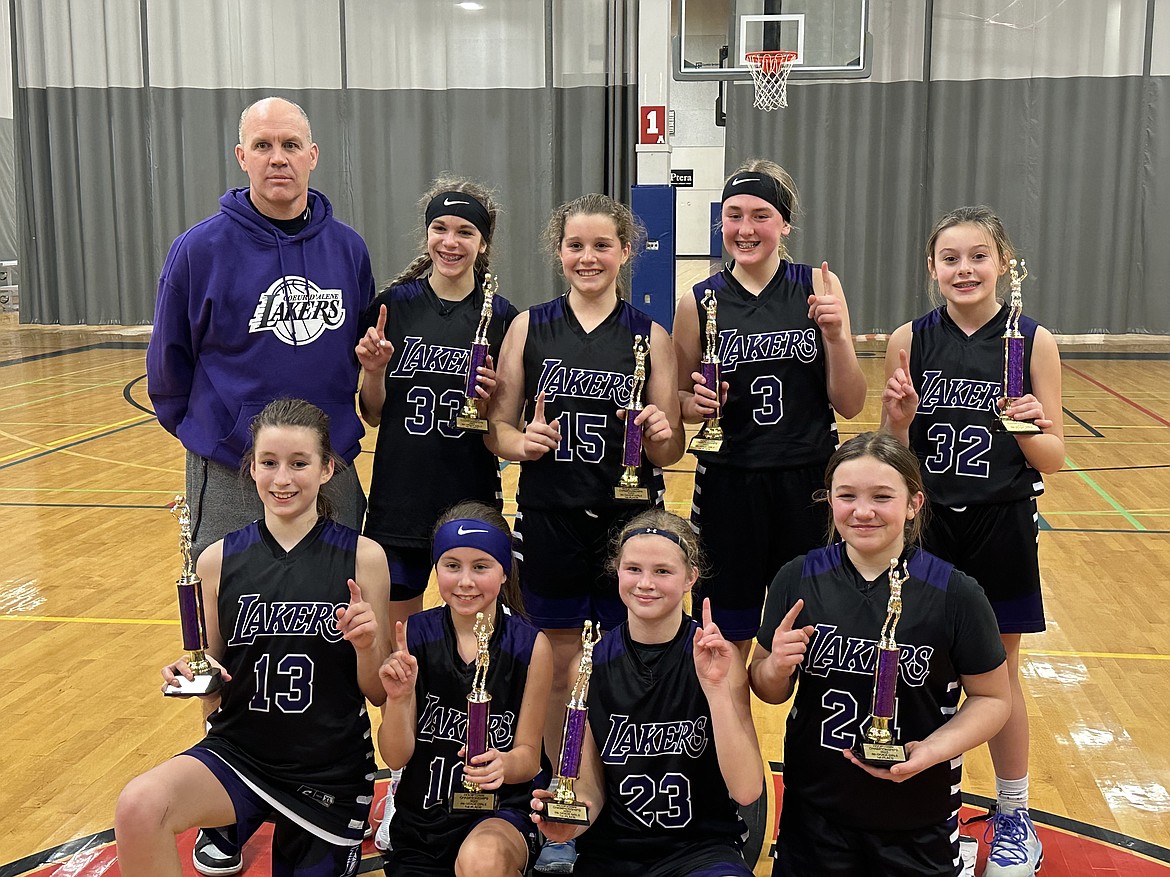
top-left (518, 296), bottom-right (665, 510)
top-left (909, 305), bottom-right (1045, 507)
top-left (690, 263), bottom-right (838, 468)
top-left (390, 603), bottom-right (541, 853)
top-left (578, 618), bottom-right (748, 876)
top-left (202, 519), bottom-right (375, 833)
top-left (362, 278), bottom-right (518, 546)
top-left (756, 544), bottom-right (1005, 832)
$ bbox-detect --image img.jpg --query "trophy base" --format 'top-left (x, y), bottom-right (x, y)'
top-left (543, 801), bottom-right (590, 825)
top-left (450, 791), bottom-right (498, 812)
top-left (852, 741), bottom-right (908, 766)
top-left (687, 435), bottom-right (723, 454)
top-left (455, 414), bottom-right (489, 432)
top-left (614, 485), bottom-right (650, 501)
top-left (163, 669), bottom-right (223, 698)
top-left (996, 415), bottom-right (1042, 434)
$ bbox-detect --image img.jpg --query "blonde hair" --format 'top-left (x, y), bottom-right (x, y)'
top-left (543, 194), bottom-right (645, 299)
top-left (723, 158), bottom-right (801, 260)
top-left (388, 176), bottom-right (501, 287)
top-left (924, 205), bottom-right (1015, 307)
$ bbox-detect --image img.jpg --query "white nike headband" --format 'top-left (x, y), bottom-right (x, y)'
top-left (425, 191), bottom-right (492, 241)
top-left (721, 174), bottom-right (792, 222)
top-left (432, 518), bottom-right (513, 574)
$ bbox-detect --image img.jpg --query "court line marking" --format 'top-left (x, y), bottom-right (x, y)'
top-left (0, 502), bottom-right (164, 509)
top-left (0, 614), bottom-right (179, 626)
top-left (0, 414), bottom-right (152, 463)
top-left (0, 340), bottom-right (149, 369)
top-left (0, 420), bottom-right (156, 471)
top-left (1062, 454), bottom-right (1146, 531)
top-left (1063, 363), bottom-right (1170, 429)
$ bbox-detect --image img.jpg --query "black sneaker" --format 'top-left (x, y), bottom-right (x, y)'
top-left (192, 829), bottom-right (243, 876)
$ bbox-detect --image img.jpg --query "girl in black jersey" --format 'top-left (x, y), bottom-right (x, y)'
top-left (673, 159), bottom-right (867, 653)
top-left (355, 178), bottom-right (517, 637)
top-left (488, 193), bottom-right (685, 871)
top-left (115, 399), bottom-right (391, 877)
top-left (881, 208), bottom-right (1065, 876)
top-left (376, 501), bottom-right (551, 877)
top-left (750, 433), bottom-right (1010, 877)
top-left (531, 509), bottom-right (763, 877)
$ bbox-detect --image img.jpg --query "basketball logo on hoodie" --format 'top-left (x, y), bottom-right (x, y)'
top-left (249, 275), bottom-right (347, 345)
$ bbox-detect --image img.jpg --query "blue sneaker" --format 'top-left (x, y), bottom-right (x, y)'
top-left (983, 808), bottom-right (1042, 876)
top-left (534, 839), bottom-right (577, 874)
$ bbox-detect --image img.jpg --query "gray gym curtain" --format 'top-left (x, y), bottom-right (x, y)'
top-left (9, 0), bottom-right (637, 324)
top-left (0, 0), bottom-right (15, 263)
top-left (726, 0), bottom-right (1170, 335)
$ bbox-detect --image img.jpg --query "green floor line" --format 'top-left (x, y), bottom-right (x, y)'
top-left (1063, 454), bottom-right (1146, 531)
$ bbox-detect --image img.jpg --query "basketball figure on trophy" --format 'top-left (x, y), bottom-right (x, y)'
top-left (997, 259), bottom-right (1041, 434)
top-left (615, 336), bottom-right (651, 501)
top-left (163, 495), bottom-right (223, 697)
top-left (543, 621), bottom-right (602, 825)
top-left (451, 611), bottom-right (498, 811)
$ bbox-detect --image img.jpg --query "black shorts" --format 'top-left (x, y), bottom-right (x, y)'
top-left (374, 542), bottom-right (431, 602)
top-left (381, 810), bottom-right (538, 877)
top-left (774, 791), bottom-right (960, 877)
top-left (921, 498), bottom-right (1044, 634)
top-left (692, 461), bottom-right (829, 640)
top-left (186, 748), bottom-right (363, 877)
top-left (513, 505), bottom-right (647, 629)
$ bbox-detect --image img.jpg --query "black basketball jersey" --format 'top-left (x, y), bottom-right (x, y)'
top-left (757, 543), bottom-right (1005, 832)
top-left (518, 296), bottom-right (665, 510)
top-left (690, 263), bottom-right (838, 468)
top-left (577, 618), bottom-right (749, 877)
top-left (390, 603), bottom-right (541, 853)
top-left (361, 278), bottom-right (517, 546)
top-left (202, 518), bottom-right (375, 839)
top-left (909, 305), bottom-right (1045, 507)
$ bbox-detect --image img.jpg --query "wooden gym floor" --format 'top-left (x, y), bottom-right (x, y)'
top-left (2, 283), bottom-right (1169, 874)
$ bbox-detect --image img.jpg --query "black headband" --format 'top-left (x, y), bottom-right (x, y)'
top-left (425, 191), bottom-right (491, 241)
top-left (621, 526), bottom-right (687, 552)
top-left (720, 173), bottom-right (792, 222)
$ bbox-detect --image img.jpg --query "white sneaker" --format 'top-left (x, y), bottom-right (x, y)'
top-left (983, 808), bottom-right (1043, 877)
top-left (958, 835), bottom-right (977, 877)
top-left (373, 780), bottom-right (397, 852)
top-left (191, 829), bottom-right (243, 877)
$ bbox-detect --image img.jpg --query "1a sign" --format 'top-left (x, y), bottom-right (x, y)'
top-left (639, 105), bottom-right (667, 145)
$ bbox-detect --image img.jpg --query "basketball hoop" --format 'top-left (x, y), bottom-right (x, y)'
top-left (745, 51), bottom-right (798, 111)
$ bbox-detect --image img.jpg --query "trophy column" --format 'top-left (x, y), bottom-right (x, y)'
top-left (164, 496), bottom-right (223, 697)
top-left (688, 290), bottom-right (724, 453)
top-left (852, 559), bottom-right (908, 765)
top-left (997, 259), bottom-right (1041, 435)
top-left (545, 621), bottom-right (602, 825)
top-left (615, 336), bottom-right (651, 501)
top-left (455, 273), bottom-right (496, 432)
top-left (451, 611), bottom-right (499, 811)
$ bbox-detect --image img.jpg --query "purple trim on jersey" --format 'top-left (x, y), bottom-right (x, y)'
top-left (222, 521), bottom-right (263, 559)
top-left (912, 305), bottom-right (1039, 341)
top-left (431, 518), bottom-right (513, 574)
top-left (526, 295), bottom-right (567, 327)
top-left (408, 603), bottom-right (539, 665)
top-left (802, 542), bottom-right (848, 578)
top-left (686, 863), bottom-right (754, 877)
top-left (906, 547), bottom-right (955, 591)
top-left (319, 519), bottom-right (359, 552)
top-left (785, 260), bottom-right (812, 286)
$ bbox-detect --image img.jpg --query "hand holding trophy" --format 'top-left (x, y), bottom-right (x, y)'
top-left (852, 559), bottom-right (908, 765)
top-left (544, 620), bottom-right (603, 825)
top-left (615, 336), bottom-right (651, 501)
top-left (455, 272), bottom-right (496, 432)
top-left (451, 611), bottom-right (498, 811)
top-left (163, 496), bottom-right (223, 697)
top-left (997, 259), bottom-right (1041, 434)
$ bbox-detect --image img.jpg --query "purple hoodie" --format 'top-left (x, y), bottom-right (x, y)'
top-left (147, 187), bottom-right (375, 468)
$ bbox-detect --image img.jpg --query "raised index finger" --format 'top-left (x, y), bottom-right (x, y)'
top-left (376, 303), bottom-right (388, 337)
top-left (702, 596), bottom-right (713, 628)
top-left (820, 261), bottom-right (833, 295)
top-left (898, 347), bottom-right (910, 375)
top-left (533, 392), bottom-right (547, 424)
top-left (347, 578), bottom-right (364, 604)
top-left (779, 598), bottom-right (805, 633)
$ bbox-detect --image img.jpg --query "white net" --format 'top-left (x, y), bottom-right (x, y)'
top-left (745, 51), bottom-right (798, 111)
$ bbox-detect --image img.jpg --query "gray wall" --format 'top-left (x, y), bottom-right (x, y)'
top-left (11, 0), bottom-right (635, 324)
top-left (0, 0), bottom-right (15, 262)
top-left (725, 0), bottom-right (1170, 335)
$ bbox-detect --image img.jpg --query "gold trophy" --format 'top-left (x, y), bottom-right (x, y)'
top-left (688, 290), bottom-right (724, 453)
top-left (614, 335), bottom-right (650, 501)
top-left (997, 259), bottom-right (1041, 434)
top-left (544, 621), bottom-right (603, 825)
top-left (451, 611), bottom-right (498, 811)
top-left (455, 272), bottom-right (496, 432)
top-left (853, 559), bottom-right (908, 765)
top-left (163, 496), bottom-right (223, 697)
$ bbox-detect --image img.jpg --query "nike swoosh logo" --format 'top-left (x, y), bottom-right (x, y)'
top-left (444, 197), bottom-right (470, 206)
top-left (457, 525), bottom-right (489, 535)
top-left (732, 177), bottom-right (759, 186)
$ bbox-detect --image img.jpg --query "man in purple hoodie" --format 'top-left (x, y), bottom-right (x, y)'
top-left (146, 97), bottom-right (377, 877)
top-left (147, 96), bottom-right (375, 559)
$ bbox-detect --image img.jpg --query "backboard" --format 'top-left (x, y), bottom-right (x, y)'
top-left (674, 0), bottom-right (871, 81)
